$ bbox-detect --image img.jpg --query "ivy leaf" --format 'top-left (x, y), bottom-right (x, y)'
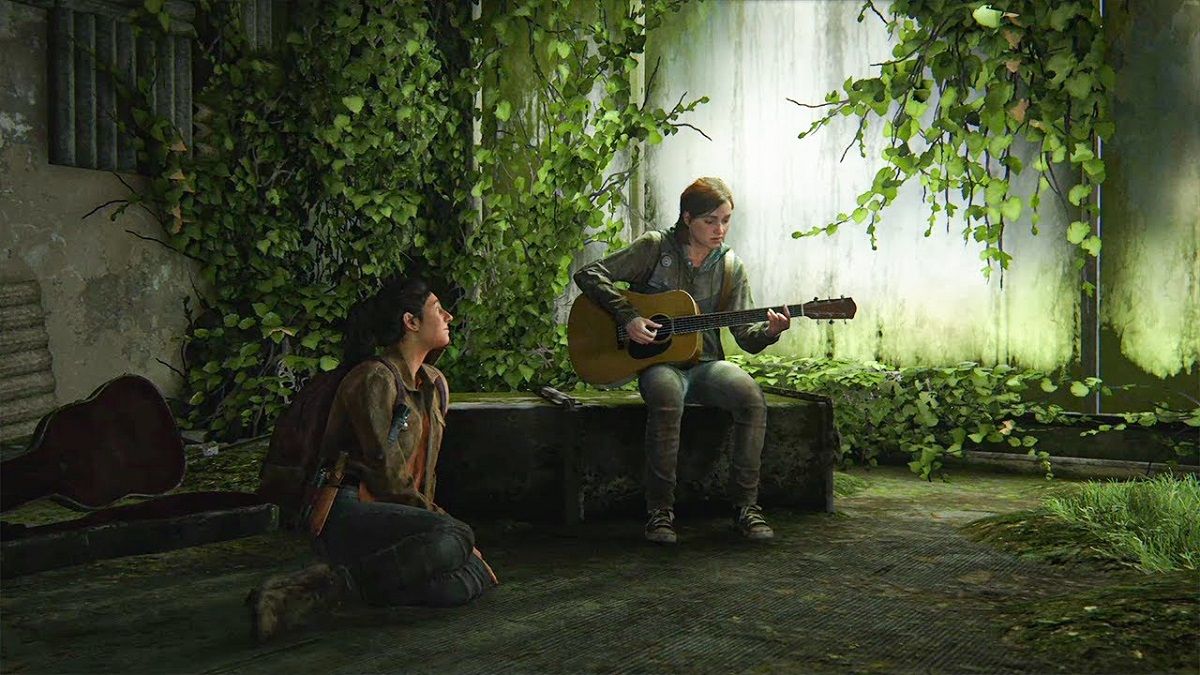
top-left (1083, 158), bottom-right (1105, 179)
top-left (319, 355), bottom-right (340, 372)
top-left (1081, 235), bottom-right (1102, 256)
top-left (1040, 378), bottom-right (1058, 393)
top-left (342, 96), bottom-right (365, 114)
top-left (495, 100), bottom-right (512, 122)
top-left (1069, 381), bottom-right (1090, 397)
top-left (1066, 220), bottom-right (1091, 244)
top-left (1068, 184), bottom-right (1092, 206)
top-left (144, 0), bottom-right (164, 12)
top-left (1049, 5), bottom-right (1079, 31)
top-left (972, 5), bottom-right (1002, 28)
top-left (1046, 52), bottom-right (1076, 85)
top-left (333, 114), bottom-right (351, 130)
top-left (1064, 73), bottom-right (1093, 99)
top-left (1000, 197), bottom-right (1022, 222)
top-left (985, 179), bottom-right (1007, 207)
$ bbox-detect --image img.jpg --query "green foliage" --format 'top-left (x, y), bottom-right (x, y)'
top-left (729, 354), bottom-right (1198, 480)
top-left (443, 0), bottom-right (703, 391)
top-left (1043, 474), bottom-right (1200, 572)
top-left (110, 0), bottom-right (699, 439)
top-left (794, 0), bottom-right (1112, 286)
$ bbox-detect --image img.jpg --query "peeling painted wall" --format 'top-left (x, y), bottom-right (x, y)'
top-left (641, 0), bottom-right (1197, 408)
top-left (644, 1), bottom-right (1078, 371)
top-left (0, 0), bottom-right (198, 409)
top-left (1099, 0), bottom-right (1200, 404)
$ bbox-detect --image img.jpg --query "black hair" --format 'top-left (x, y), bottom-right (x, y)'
top-left (341, 275), bottom-right (433, 365)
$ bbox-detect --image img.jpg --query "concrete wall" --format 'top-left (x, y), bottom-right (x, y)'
top-left (640, 0), bottom-right (1198, 411)
top-left (0, 1), bottom-right (197, 416)
top-left (1098, 0), bottom-right (1200, 409)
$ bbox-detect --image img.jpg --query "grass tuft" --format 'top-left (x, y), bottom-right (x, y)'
top-left (833, 471), bottom-right (869, 498)
top-left (1042, 473), bottom-right (1200, 572)
top-left (966, 473), bottom-right (1200, 573)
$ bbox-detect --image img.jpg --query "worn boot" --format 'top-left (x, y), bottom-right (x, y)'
top-left (247, 563), bottom-right (352, 642)
top-left (734, 504), bottom-right (774, 541)
top-left (644, 507), bottom-right (677, 544)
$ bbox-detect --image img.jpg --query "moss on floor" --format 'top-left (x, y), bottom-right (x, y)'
top-left (1000, 569), bottom-right (1200, 674)
top-left (963, 480), bottom-right (1200, 674)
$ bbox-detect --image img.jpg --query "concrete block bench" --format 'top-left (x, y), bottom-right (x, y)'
top-left (435, 391), bottom-right (837, 523)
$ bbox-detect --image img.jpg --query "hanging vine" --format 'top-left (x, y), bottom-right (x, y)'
top-left (109, 0), bottom-right (699, 439)
top-left (793, 1), bottom-right (1111, 287)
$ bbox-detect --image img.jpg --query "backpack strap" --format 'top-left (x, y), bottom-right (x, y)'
top-left (433, 372), bottom-right (449, 416)
top-left (371, 357), bottom-right (409, 446)
top-left (718, 250), bottom-right (737, 311)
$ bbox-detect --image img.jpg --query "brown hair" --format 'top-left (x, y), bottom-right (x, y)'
top-left (675, 177), bottom-right (735, 229)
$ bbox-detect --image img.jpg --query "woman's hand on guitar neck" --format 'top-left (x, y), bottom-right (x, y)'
top-left (625, 316), bottom-right (663, 344)
top-left (764, 305), bottom-right (792, 338)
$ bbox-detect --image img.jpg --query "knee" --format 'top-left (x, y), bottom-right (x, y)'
top-left (730, 381), bottom-right (767, 421)
top-left (426, 521), bottom-right (475, 571)
top-left (639, 367), bottom-right (685, 412)
top-left (422, 556), bottom-right (496, 608)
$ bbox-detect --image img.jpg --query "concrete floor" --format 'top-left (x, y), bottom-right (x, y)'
top-left (0, 467), bottom-right (1179, 673)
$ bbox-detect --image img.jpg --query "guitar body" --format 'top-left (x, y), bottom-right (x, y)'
top-left (0, 375), bottom-right (184, 512)
top-left (567, 290), bottom-right (703, 386)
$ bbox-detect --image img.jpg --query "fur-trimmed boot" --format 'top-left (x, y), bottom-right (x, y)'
top-left (246, 563), bottom-right (353, 642)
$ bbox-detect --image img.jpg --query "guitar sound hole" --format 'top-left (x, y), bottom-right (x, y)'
top-left (627, 314), bottom-right (673, 360)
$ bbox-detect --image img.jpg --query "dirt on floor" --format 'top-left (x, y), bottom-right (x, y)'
top-left (1, 466), bottom-right (1196, 674)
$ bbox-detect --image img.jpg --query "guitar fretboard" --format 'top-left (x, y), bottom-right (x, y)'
top-left (617, 300), bottom-right (855, 340)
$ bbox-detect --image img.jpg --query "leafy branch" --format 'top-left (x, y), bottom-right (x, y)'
top-left (794, 0), bottom-right (1112, 288)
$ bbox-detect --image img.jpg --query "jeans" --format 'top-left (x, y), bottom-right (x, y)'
top-left (316, 487), bottom-right (495, 607)
top-left (638, 360), bottom-right (767, 511)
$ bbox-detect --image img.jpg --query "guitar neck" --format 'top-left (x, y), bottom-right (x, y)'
top-left (672, 304), bottom-right (810, 335)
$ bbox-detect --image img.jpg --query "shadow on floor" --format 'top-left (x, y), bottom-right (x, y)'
top-left (0, 467), bottom-right (1184, 673)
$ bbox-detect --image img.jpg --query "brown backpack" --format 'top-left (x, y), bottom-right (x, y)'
top-left (257, 356), bottom-right (448, 527)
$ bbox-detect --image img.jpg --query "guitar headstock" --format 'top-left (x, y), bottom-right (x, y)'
top-left (801, 297), bottom-right (857, 320)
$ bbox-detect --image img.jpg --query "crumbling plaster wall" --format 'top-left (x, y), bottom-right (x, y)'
top-left (0, 0), bottom-right (197, 406)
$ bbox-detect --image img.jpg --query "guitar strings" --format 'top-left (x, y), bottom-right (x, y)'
top-left (616, 303), bottom-right (848, 340)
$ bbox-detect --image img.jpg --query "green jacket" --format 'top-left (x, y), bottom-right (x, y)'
top-left (573, 226), bottom-right (779, 362)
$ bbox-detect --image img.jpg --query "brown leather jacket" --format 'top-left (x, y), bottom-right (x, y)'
top-left (319, 356), bottom-right (448, 510)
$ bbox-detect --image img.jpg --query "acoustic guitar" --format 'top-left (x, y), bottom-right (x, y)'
top-left (567, 290), bottom-right (857, 385)
top-left (0, 375), bottom-right (184, 512)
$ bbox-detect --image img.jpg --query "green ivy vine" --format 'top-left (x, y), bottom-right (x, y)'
top-left (112, 0), bottom-right (698, 439)
top-left (450, 0), bottom-right (703, 391)
top-left (793, 0), bottom-right (1111, 287)
top-left (730, 354), bottom-right (1199, 479)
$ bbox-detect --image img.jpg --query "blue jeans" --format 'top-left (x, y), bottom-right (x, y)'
top-left (316, 487), bottom-right (495, 607)
top-left (638, 360), bottom-right (767, 510)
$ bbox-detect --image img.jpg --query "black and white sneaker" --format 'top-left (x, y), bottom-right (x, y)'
top-left (734, 504), bottom-right (774, 541)
top-left (644, 507), bottom-right (677, 544)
